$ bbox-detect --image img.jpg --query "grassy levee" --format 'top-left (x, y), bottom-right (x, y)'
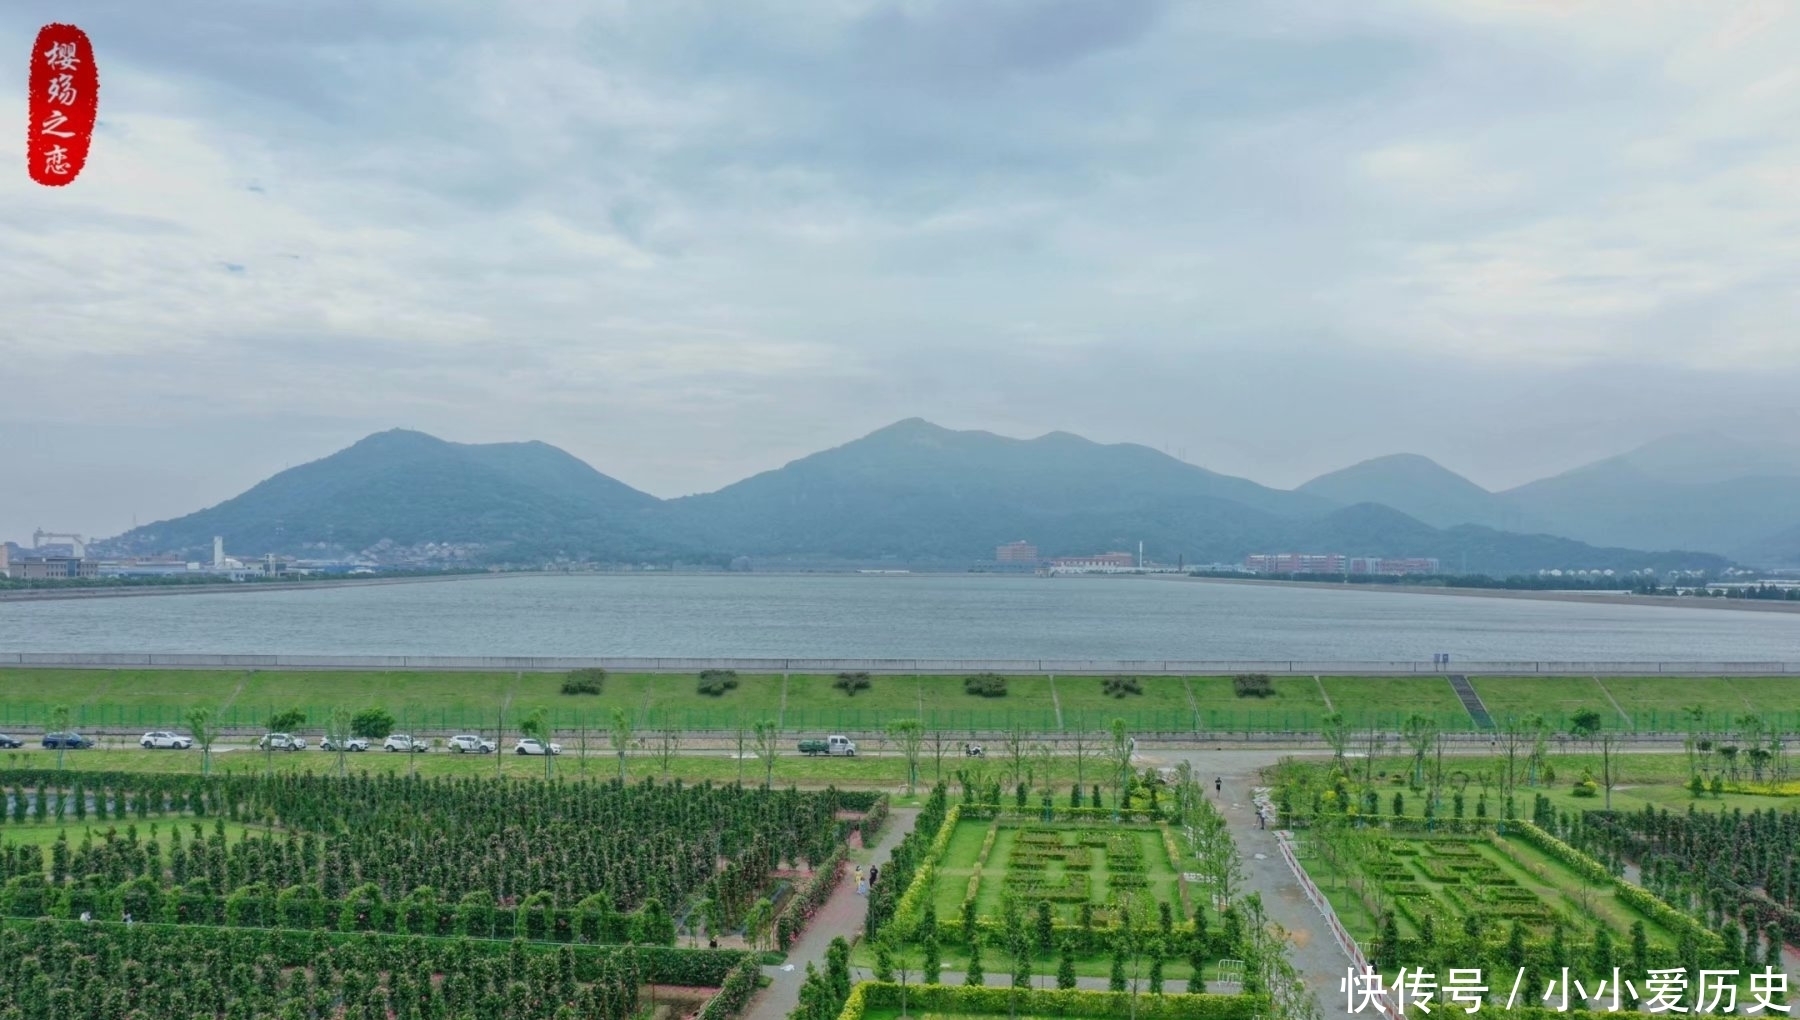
top-left (1, 667), bottom-right (1796, 736)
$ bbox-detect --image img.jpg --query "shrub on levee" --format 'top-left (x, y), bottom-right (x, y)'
top-left (698, 669), bottom-right (740, 696)
top-left (561, 668), bottom-right (606, 695)
top-left (964, 673), bottom-right (1008, 697)
top-left (1231, 673), bottom-right (1273, 698)
top-left (833, 672), bottom-right (872, 696)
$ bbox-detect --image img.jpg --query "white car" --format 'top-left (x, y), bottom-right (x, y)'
top-left (383, 734), bottom-right (428, 752)
top-left (258, 733), bottom-right (307, 751)
top-left (447, 734), bottom-right (496, 754)
top-left (140, 731), bottom-right (193, 750)
top-left (514, 738), bottom-right (562, 756)
top-left (321, 736), bottom-right (369, 752)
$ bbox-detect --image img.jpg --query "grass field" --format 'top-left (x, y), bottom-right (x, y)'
top-left (1, 668), bottom-right (1794, 736)
top-left (0, 818), bottom-right (260, 852)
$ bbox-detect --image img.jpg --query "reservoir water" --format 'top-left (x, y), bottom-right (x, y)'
top-left (1, 573), bottom-right (1795, 660)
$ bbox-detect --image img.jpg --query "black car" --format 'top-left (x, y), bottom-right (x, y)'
top-left (41, 732), bottom-right (92, 750)
top-left (0, 734), bottom-right (22, 749)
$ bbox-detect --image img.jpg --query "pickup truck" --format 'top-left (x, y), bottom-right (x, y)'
top-left (798, 735), bottom-right (857, 756)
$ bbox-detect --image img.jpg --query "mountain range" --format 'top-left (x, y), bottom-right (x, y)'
top-left (101, 421), bottom-right (1800, 573)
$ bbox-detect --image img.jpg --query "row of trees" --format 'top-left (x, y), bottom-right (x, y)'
top-left (0, 771), bottom-right (847, 934)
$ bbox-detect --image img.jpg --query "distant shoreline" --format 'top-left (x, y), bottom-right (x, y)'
top-left (1163, 574), bottom-right (1800, 614)
top-left (0, 571), bottom-right (507, 603)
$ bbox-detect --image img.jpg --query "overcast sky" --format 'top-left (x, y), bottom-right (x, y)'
top-left (3, 1), bottom-right (1798, 544)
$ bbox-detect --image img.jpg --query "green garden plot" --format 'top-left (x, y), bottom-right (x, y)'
top-left (1318, 676), bottom-right (1471, 730)
top-left (1300, 832), bottom-right (1681, 957)
top-left (930, 819), bottom-right (1182, 924)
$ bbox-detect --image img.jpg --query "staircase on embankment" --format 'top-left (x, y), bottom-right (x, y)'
top-left (1447, 674), bottom-right (1495, 730)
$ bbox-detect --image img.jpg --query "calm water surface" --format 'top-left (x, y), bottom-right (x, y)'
top-left (2, 574), bottom-right (1796, 660)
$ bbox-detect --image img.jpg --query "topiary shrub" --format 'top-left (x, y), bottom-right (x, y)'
top-left (965, 673), bottom-right (1008, 698)
top-left (697, 670), bottom-right (740, 697)
top-left (1232, 673), bottom-right (1274, 698)
top-left (834, 672), bottom-right (873, 697)
top-left (1101, 676), bottom-right (1142, 699)
top-left (561, 668), bottom-right (605, 695)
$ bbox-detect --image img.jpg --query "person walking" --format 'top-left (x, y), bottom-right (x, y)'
top-left (1214, 777), bottom-right (1222, 797)
top-left (855, 865), bottom-right (867, 896)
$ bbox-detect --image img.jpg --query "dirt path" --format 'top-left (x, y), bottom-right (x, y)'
top-left (742, 808), bottom-right (921, 1020)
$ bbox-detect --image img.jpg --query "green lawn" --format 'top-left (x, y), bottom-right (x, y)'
top-left (1054, 676), bottom-right (1197, 732)
top-left (1186, 676), bottom-right (1328, 732)
top-left (1471, 675), bottom-right (1800, 733)
top-left (0, 818), bottom-right (260, 853)
top-left (1320, 676), bottom-right (1470, 729)
top-left (1, 668), bottom-right (1791, 736)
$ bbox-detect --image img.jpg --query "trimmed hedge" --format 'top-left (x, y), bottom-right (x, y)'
top-left (840, 981), bottom-right (1265, 1020)
top-left (857, 794), bottom-right (890, 845)
top-left (776, 843), bottom-right (846, 952)
top-left (697, 952), bottom-right (762, 1020)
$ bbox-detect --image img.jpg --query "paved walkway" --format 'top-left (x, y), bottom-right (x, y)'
top-left (743, 807), bottom-right (921, 1020)
top-left (1149, 749), bottom-right (1351, 1019)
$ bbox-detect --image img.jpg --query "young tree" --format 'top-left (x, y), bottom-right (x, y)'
top-left (931, 729), bottom-right (949, 781)
top-left (1320, 712), bottom-right (1349, 766)
top-left (1600, 731), bottom-right (1620, 810)
top-left (1569, 708), bottom-right (1604, 750)
top-left (744, 897), bottom-right (774, 954)
top-left (327, 705), bottom-right (353, 777)
top-left (187, 707), bottom-right (217, 776)
top-left (1110, 718), bottom-right (1133, 821)
top-left (1005, 725), bottom-right (1027, 787)
top-left (1057, 942), bottom-right (1078, 990)
top-left (521, 708), bottom-right (553, 780)
top-left (50, 705), bottom-right (71, 770)
top-left (1401, 713), bottom-right (1435, 788)
top-left (351, 707), bottom-right (396, 740)
top-left (656, 725), bottom-right (681, 778)
top-left (608, 707), bottom-right (632, 782)
top-left (265, 708), bottom-right (307, 773)
top-left (752, 719), bottom-right (780, 789)
top-left (734, 714), bottom-right (750, 785)
top-left (889, 719), bottom-right (924, 794)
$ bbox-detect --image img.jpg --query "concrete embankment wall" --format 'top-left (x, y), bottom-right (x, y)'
top-left (1, 653), bottom-right (1796, 675)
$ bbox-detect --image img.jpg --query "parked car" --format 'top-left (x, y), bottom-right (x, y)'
top-left (140, 731), bottom-right (193, 750)
top-left (257, 732), bottom-right (307, 751)
top-left (447, 734), bottom-right (496, 754)
top-left (320, 736), bottom-right (370, 752)
top-left (42, 732), bottom-right (92, 750)
top-left (797, 734), bottom-right (857, 756)
top-left (513, 738), bottom-right (562, 756)
top-left (0, 734), bottom-right (22, 749)
top-left (383, 734), bottom-right (428, 752)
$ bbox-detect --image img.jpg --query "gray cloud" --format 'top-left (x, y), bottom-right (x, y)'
top-left (2, 0), bottom-right (1797, 542)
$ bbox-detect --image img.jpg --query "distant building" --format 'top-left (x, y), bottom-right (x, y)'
top-left (1348, 557), bottom-right (1442, 576)
top-left (4, 555), bottom-right (100, 580)
top-left (995, 540), bottom-right (1039, 564)
top-left (1053, 551), bottom-right (1136, 569)
top-left (1244, 553), bottom-right (1345, 574)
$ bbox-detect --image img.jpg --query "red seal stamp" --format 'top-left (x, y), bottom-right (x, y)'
top-left (28, 23), bottom-right (99, 186)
